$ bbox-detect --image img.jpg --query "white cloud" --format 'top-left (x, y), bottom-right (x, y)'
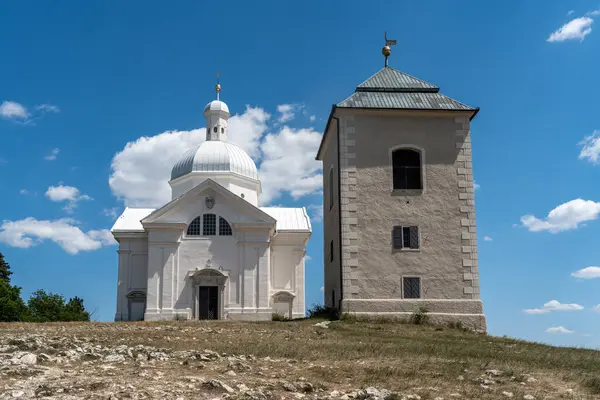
top-left (87, 229), bottom-right (118, 246)
top-left (109, 106), bottom-right (322, 207)
top-left (305, 255), bottom-right (312, 261)
top-left (473, 181), bottom-right (480, 190)
top-left (228, 106), bottom-right (270, 158)
top-left (571, 266), bottom-right (600, 279)
top-left (35, 104), bottom-right (60, 113)
top-left (306, 204), bottom-right (323, 223)
top-left (46, 185), bottom-right (81, 202)
top-left (276, 104), bottom-right (297, 123)
top-left (545, 326), bottom-right (574, 334)
top-left (103, 207), bottom-right (119, 220)
top-left (523, 308), bottom-right (550, 315)
top-left (259, 126), bottom-right (322, 203)
top-left (19, 189), bottom-right (28, 195)
top-left (0, 101), bottom-right (59, 124)
top-left (587, 10), bottom-right (600, 16)
top-left (0, 217), bottom-right (115, 254)
top-left (309, 115), bottom-right (316, 122)
top-left (44, 148), bottom-right (60, 161)
top-left (520, 199), bottom-right (600, 233)
top-left (594, 305), bottom-right (600, 312)
top-left (0, 101), bottom-right (28, 120)
top-left (547, 17), bottom-right (593, 42)
top-left (567, 10), bottom-right (575, 16)
top-left (45, 184), bottom-right (92, 212)
top-left (523, 300), bottom-right (584, 314)
top-left (483, 236), bottom-right (492, 241)
top-left (578, 131), bottom-right (600, 164)
top-left (319, 286), bottom-right (324, 293)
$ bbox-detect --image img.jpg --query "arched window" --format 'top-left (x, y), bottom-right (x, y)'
top-left (219, 217), bottom-right (232, 236)
top-left (392, 149), bottom-right (422, 190)
top-left (203, 213), bottom-right (216, 235)
top-left (328, 167), bottom-right (334, 210)
top-left (187, 216), bottom-right (202, 236)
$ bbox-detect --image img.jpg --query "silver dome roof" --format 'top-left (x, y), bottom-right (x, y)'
top-left (171, 141), bottom-right (258, 181)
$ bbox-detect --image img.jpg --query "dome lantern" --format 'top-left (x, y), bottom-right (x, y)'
top-left (204, 72), bottom-right (230, 142)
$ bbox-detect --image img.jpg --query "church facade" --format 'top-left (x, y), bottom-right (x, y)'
top-left (111, 89), bottom-right (310, 321)
top-left (316, 58), bottom-right (486, 330)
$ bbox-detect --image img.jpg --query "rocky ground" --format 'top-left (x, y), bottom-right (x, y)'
top-left (0, 320), bottom-right (598, 399)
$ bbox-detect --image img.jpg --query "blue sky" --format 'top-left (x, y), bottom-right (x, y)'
top-left (1, 1), bottom-right (600, 348)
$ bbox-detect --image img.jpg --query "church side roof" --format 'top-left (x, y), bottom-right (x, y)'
top-left (110, 205), bottom-right (311, 233)
top-left (260, 207), bottom-right (312, 232)
top-left (111, 207), bottom-right (155, 233)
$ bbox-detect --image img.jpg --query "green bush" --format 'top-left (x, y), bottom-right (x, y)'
top-left (307, 304), bottom-right (339, 320)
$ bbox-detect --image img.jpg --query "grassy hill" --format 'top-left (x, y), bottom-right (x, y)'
top-left (0, 319), bottom-right (599, 399)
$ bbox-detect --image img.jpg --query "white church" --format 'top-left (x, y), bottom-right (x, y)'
top-left (110, 84), bottom-right (311, 321)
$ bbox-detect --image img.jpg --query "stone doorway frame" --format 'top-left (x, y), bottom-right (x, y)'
top-left (126, 290), bottom-right (146, 321)
top-left (272, 290), bottom-right (295, 319)
top-left (188, 267), bottom-right (229, 320)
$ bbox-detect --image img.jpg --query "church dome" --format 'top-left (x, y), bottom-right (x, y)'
top-left (204, 100), bottom-right (229, 115)
top-left (171, 140), bottom-right (258, 181)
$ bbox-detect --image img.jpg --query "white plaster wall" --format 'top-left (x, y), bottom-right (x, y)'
top-left (170, 174), bottom-right (259, 206)
top-left (271, 247), bottom-right (294, 291)
top-left (270, 242), bottom-right (307, 318)
top-left (114, 236), bottom-right (148, 321)
top-left (129, 254), bottom-right (148, 291)
top-left (228, 181), bottom-right (258, 206)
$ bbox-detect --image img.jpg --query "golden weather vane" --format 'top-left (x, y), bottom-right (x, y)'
top-left (382, 31), bottom-right (397, 67)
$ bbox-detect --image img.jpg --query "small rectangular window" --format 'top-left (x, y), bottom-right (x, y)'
top-left (403, 277), bottom-right (421, 299)
top-left (329, 240), bottom-right (334, 262)
top-left (393, 226), bottom-right (420, 249)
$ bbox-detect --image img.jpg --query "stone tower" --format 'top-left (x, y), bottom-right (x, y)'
top-left (315, 58), bottom-right (486, 331)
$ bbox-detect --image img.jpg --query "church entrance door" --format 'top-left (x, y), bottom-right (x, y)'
top-left (198, 286), bottom-right (219, 320)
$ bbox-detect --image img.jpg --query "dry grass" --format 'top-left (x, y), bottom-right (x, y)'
top-left (1, 319), bottom-right (599, 399)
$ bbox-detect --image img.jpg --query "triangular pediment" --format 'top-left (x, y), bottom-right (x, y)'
top-left (141, 179), bottom-right (276, 226)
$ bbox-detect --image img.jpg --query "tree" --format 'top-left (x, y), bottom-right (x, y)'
top-left (27, 290), bottom-right (91, 322)
top-left (0, 252), bottom-right (12, 285)
top-left (63, 296), bottom-right (90, 321)
top-left (27, 290), bottom-right (66, 322)
top-left (0, 280), bottom-right (29, 322)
